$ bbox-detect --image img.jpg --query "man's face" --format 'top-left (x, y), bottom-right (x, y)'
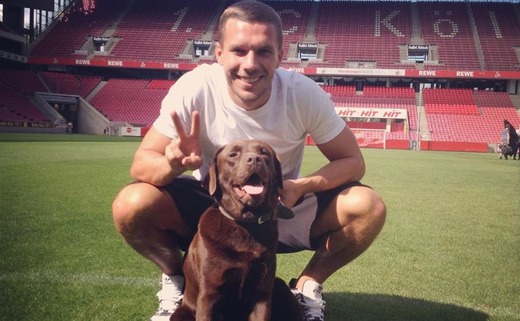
top-left (216, 18), bottom-right (283, 111)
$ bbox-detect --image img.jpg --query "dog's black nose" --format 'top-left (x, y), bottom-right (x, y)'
top-left (245, 153), bottom-right (262, 164)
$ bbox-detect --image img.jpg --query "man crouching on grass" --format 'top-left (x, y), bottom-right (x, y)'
top-left (112, 1), bottom-right (386, 320)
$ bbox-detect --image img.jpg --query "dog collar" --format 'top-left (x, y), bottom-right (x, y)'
top-left (218, 206), bottom-right (236, 221)
top-left (218, 206), bottom-right (272, 224)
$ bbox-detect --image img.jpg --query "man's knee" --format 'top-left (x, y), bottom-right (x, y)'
top-left (112, 182), bottom-right (192, 240)
top-left (113, 184), bottom-right (142, 233)
top-left (365, 188), bottom-right (386, 225)
top-left (112, 183), bottom-right (164, 233)
top-left (340, 186), bottom-right (386, 230)
top-left (312, 186), bottom-right (385, 238)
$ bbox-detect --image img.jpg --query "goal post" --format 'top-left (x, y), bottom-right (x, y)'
top-left (351, 128), bottom-right (388, 149)
top-left (335, 106), bottom-right (410, 149)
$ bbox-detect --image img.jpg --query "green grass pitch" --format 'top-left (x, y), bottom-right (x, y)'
top-left (0, 133), bottom-right (518, 321)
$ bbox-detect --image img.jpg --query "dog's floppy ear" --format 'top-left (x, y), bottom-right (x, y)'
top-left (208, 146), bottom-right (224, 198)
top-left (274, 155), bottom-right (283, 190)
top-left (265, 142), bottom-right (284, 190)
top-left (271, 147), bottom-right (295, 219)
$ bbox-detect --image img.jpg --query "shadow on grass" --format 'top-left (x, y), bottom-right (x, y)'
top-left (327, 292), bottom-right (488, 321)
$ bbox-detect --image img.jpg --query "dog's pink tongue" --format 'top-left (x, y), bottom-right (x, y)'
top-left (242, 185), bottom-right (264, 195)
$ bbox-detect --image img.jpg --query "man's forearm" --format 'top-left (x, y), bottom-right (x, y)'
top-left (130, 150), bottom-right (184, 186)
top-left (297, 156), bottom-right (365, 195)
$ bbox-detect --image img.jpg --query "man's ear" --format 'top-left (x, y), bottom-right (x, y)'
top-left (215, 41), bottom-right (223, 64)
top-left (276, 47), bottom-right (284, 68)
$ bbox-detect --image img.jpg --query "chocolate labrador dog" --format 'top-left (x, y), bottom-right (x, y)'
top-left (170, 140), bottom-right (302, 321)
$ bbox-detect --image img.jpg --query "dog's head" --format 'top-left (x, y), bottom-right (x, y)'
top-left (208, 140), bottom-right (283, 223)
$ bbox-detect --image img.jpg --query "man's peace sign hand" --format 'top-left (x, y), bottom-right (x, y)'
top-left (165, 111), bottom-right (202, 172)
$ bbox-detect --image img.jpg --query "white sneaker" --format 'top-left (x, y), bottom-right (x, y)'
top-left (150, 274), bottom-right (184, 321)
top-left (290, 279), bottom-right (326, 321)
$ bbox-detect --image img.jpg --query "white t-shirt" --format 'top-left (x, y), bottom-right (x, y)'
top-left (154, 63), bottom-right (345, 181)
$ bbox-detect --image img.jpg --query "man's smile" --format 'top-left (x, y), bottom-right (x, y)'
top-left (236, 75), bottom-right (262, 84)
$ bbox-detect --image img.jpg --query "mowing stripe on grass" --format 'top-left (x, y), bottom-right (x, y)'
top-left (0, 271), bottom-right (158, 287)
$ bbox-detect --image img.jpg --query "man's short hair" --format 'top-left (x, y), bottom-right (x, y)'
top-left (218, 0), bottom-right (283, 49)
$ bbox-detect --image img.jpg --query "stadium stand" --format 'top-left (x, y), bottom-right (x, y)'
top-left (40, 72), bottom-right (102, 97)
top-left (314, 2), bottom-right (411, 68)
top-left (361, 86), bottom-right (418, 141)
top-left (419, 2), bottom-right (481, 70)
top-left (0, 85), bottom-right (49, 123)
top-left (423, 88), bottom-right (479, 115)
top-left (23, 0), bottom-right (520, 71)
top-left (471, 3), bottom-right (520, 71)
top-left (147, 79), bottom-right (176, 90)
top-left (0, 90), bottom-right (33, 121)
top-left (0, 70), bottom-right (50, 123)
top-left (109, 0), bottom-right (219, 62)
top-left (2, 0), bottom-right (520, 151)
top-left (425, 89), bottom-right (520, 143)
top-left (321, 85), bottom-right (357, 104)
top-left (476, 91), bottom-right (520, 142)
top-left (266, 1), bottom-right (312, 62)
top-left (321, 85), bottom-right (418, 142)
top-left (0, 69), bottom-right (47, 94)
top-left (30, 0), bottom-right (128, 58)
top-left (88, 78), bottom-right (166, 126)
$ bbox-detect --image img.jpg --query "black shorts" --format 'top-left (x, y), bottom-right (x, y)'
top-left (163, 176), bottom-right (368, 252)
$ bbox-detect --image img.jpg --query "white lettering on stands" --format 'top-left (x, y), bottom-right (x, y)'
top-left (360, 110), bottom-right (379, 117)
top-left (288, 68), bottom-right (305, 73)
top-left (75, 59), bottom-right (90, 65)
top-left (335, 107), bottom-right (408, 119)
top-left (375, 10), bottom-right (404, 37)
top-left (419, 70), bottom-right (436, 76)
top-left (433, 11), bottom-right (458, 38)
top-left (382, 110), bottom-right (404, 118)
top-left (408, 45), bottom-right (429, 50)
top-left (164, 63), bottom-right (179, 69)
top-left (278, 9), bottom-right (301, 36)
top-left (337, 109), bottom-right (356, 117)
top-left (171, 7), bottom-right (189, 32)
top-left (488, 11), bottom-right (502, 38)
top-left (108, 61), bottom-right (123, 66)
top-left (456, 71), bottom-right (474, 77)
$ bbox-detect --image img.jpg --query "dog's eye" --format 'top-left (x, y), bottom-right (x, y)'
top-left (228, 152), bottom-right (239, 158)
top-left (259, 148), bottom-right (270, 157)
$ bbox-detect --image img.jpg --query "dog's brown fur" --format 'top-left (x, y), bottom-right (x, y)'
top-left (170, 140), bottom-right (302, 321)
